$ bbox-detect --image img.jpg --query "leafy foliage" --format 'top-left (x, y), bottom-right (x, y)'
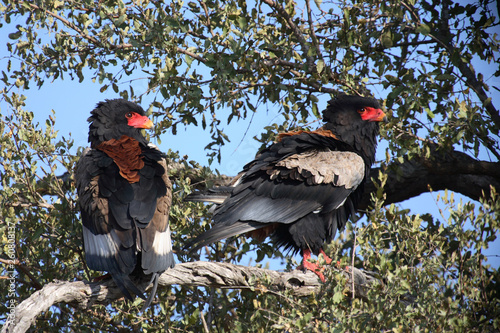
top-left (1, 0), bottom-right (499, 331)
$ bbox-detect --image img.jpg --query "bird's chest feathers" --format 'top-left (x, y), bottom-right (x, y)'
top-left (97, 135), bottom-right (144, 183)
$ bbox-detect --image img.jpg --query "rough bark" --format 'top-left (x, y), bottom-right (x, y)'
top-left (359, 148), bottom-right (500, 210)
top-left (2, 262), bottom-right (377, 333)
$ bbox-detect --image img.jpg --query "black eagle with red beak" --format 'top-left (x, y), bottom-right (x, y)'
top-left (76, 99), bottom-right (174, 309)
top-left (185, 95), bottom-right (387, 281)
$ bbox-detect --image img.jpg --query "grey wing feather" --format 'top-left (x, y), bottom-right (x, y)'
top-left (272, 150), bottom-right (365, 188)
top-left (186, 221), bottom-right (266, 251)
top-left (138, 157), bottom-right (175, 274)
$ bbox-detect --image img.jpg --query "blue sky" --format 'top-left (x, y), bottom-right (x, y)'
top-left (1, 18), bottom-right (499, 270)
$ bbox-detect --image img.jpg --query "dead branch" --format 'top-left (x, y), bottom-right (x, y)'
top-left (2, 261), bottom-right (377, 333)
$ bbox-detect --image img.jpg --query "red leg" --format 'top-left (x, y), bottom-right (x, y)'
top-left (319, 248), bottom-right (333, 265)
top-left (300, 249), bottom-right (326, 282)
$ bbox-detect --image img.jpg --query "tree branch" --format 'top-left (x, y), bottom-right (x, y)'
top-left (261, 0), bottom-right (315, 71)
top-left (2, 262), bottom-right (377, 333)
top-left (360, 148), bottom-right (500, 210)
top-left (26, 3), bottom-right (101, 47)
top-left (422, 1), bottom-right (500, 152)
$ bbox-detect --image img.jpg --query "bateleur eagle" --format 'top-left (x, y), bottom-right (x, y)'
top-left (185, 95), bottom-right (386, 281)
top-left (76, 99), bottom-right (174, 309)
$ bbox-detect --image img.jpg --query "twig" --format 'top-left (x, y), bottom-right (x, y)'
top-left (261, 0), bottom-right (315, 71)
top-left (351, 230), bottom-right (357, 300)
top-left (0, 259), bottom-right (43, 290)
top-left (200, 311), bottom-right (210, 333)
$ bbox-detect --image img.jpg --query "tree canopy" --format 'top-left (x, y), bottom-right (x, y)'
top-left (1, 0), bottom-right (499, 331)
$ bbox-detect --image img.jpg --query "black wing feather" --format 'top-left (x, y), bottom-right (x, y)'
top-left (76, 145), bottom-right (174, 305)
top-left (185, 132), bottom-right (364, 254)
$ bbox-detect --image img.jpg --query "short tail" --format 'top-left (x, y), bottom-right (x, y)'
top-left (184, 187), bottom-right (269, 252)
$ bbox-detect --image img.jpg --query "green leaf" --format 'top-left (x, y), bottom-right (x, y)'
top-left (238, 17), bottom-right (247, 30)
top-left (332, 290), bottom-right (344, 303)
top-left (316, 59), bottom-right (325, 74)
top-left (415, 23), bottom-right (431, 35)
top-left (381, 31), bottom-right (393, 48)
top-left (8, 31), bottom-right (22, 40)
top-left (185, 55), bottom-right (193, 67)
top-left (425, 107), bottom-right (435, 119)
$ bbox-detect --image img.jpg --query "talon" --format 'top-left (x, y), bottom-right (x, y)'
top-left (319, 248), bottom-right (333, 265)
top-left (300, 249), bottom-right (327, 282)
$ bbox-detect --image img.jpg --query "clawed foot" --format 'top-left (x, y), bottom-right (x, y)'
top-left (299, 259), bottom-right (326, 282)
top-left (298, 248), bottom-right (336, 282)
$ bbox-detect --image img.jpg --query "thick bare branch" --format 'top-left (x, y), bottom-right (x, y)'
top-left (2, 262), bottom-right (376, 333)
top-left (360, 149), bottom-right (500, 210)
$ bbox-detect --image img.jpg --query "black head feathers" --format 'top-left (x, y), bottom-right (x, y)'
top-left (322, 95), bottom-right (385, 167)
top-left (88, 99), bottom-right (153, 148)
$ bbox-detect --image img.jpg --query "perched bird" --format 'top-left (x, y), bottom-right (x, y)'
top-left (76, 99), bottom-right (174, 309)
top-left (185, 95), bottom-right (386, 281)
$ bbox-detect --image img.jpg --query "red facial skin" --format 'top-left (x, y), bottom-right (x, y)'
top-left (359, 106), bottom-right (387, 122)
top-left (126, 112), bottom-right (154, 129)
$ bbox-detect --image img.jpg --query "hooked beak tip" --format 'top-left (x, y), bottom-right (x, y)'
top-left (143, 119), bottom-right (154, 129)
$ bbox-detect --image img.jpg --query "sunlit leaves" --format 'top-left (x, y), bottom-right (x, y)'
top-left (0, 98), bottom-right (83, 331)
